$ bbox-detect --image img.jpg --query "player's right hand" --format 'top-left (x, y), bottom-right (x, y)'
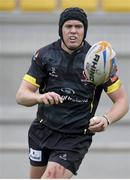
top-left (37, 92), bottom-right (63, 105)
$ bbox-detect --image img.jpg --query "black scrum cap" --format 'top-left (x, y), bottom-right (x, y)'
top-left (59, 7), bottom-right (88, 41)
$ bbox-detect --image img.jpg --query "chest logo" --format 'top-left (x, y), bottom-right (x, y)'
top-left (61, 88), bottom-right (75, 95)
top-left (49, 67), bottom-right (58, 77)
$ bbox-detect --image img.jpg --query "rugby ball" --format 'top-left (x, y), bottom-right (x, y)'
top-left (84, 41), bottom-right (116, 85)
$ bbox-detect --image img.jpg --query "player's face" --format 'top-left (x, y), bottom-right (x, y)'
top-left (62, 20), bottom-right (84, 52)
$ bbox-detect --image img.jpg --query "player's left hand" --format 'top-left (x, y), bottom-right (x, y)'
top-left (88, 116), bottom-right (109, 132)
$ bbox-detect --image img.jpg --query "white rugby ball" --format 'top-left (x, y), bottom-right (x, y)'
top-left (84, 41), bottom-right (116, 85)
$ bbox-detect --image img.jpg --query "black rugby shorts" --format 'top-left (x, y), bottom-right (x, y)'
top-left (28, 119), bottom-right (94, 175)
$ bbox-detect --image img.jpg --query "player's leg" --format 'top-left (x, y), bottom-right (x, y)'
top-left (28, 138), bottom-right (50, 179)
top-left (29, 165), bottom-right (46, 179)
top-left (28, 122), bottom-right (51, 178)
top-left (41, 149), bottom-right (79, 179)
top-left (41, 161), bottom-right (73, 179)
top-left (40, 132), bottom-right (94, 179)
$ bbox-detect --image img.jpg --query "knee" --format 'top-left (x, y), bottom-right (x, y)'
top-left (41, 162), bottom-right (71, 179)
top-left (42, 163), bottom-right (63, 178)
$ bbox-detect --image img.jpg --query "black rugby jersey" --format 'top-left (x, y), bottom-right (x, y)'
top-left (24, 40), bottom-right (121, 134)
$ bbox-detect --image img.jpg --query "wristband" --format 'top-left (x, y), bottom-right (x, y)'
top-left (103, 115), bottom-right (110, 125)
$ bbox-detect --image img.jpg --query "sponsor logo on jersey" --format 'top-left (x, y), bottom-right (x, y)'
top-left (60, 88), bottom-right (88, 103)
top-left (61, 95), bottom-right (88, 103)
top-left (61, 88), bottom-right (75, 94)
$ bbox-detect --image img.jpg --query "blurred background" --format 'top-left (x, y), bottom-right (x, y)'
top-left (0, 0), bottom-right (130, 178)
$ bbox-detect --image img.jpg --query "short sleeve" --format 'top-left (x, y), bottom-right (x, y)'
top-left (23, 49), bottom-right (47, 88)
top-left (103, 57), bottom-right (122, 94)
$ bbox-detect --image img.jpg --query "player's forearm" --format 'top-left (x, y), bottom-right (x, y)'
top-left (16, 89), bottom-right (63, 107)
top-left (16, 89), bottom-right (39, 107)
top-left (104, 97), bottom-right (129, 124)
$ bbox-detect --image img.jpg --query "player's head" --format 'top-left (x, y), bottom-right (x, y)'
top-left (59, 7), bottom-right (88, 51)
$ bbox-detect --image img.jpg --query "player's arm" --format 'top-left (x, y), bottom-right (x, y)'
top-left (88, 85), bottom-right (129, 132)
top-left (16, 48), bottom-right (63, 107)
top-left (16, 80), bottom-right (63, 107)
top-left (104, 85), bottom-right (129, 124)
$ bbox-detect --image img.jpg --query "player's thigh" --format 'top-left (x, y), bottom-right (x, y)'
top-left (41, 161), bottom-right (73, 179)
top-left (30, 165), bottom-right (47, 179)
